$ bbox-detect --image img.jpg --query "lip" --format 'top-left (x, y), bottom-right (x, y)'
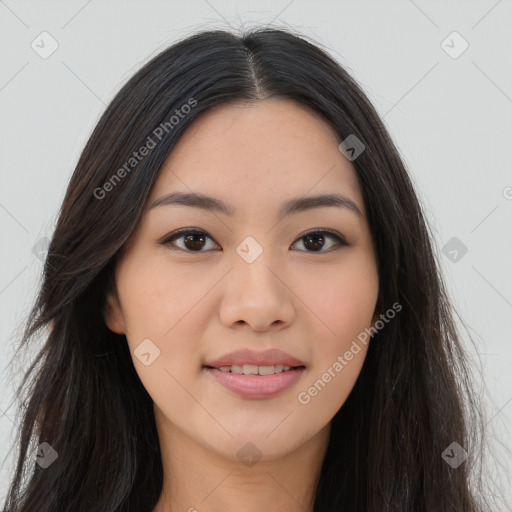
top-left (203, 348), bottom-right (305, 368)
top-left (205, 366), bottom-right (306, 400)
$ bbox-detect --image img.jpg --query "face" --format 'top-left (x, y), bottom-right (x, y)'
top-left (104, 99), bottom-right (379, 463)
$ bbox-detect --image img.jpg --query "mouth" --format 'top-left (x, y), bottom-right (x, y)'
top-left (203, 364), bottom-right (306, 399)
top-left (204, 363), bottom-right (305, 375)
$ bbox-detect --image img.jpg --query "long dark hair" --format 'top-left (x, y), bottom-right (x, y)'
top-left (2, 26), bottom-right (494, 511)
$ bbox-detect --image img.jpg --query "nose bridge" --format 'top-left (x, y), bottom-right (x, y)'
top-left (232, 235), bottom-right (283, 295)
top-left (219, 236), bottom-right (295, 329)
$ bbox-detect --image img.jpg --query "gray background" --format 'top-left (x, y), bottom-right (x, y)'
top-left (1, 0), bottom-right (511, 507)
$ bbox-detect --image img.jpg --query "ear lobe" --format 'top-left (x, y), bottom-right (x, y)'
top-left (103, 292), bottom-right (126, 334)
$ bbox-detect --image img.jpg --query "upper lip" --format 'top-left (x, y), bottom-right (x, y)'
top-left (204, 348), bottom-right (306, 368)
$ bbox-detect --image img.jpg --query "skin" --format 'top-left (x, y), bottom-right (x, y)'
top-left (104, 99), bottom-right (380, 512)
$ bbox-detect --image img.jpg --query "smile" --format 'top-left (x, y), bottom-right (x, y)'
top-left (211, 364), bottom-right (297, 375)
top-left (204, 365), bottom-right (306, 399)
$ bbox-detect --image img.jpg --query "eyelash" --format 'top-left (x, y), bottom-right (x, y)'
top-left (159, 228), bottom-right (349, 254)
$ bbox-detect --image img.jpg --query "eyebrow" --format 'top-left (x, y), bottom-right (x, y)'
top-left (149, 191), bottom-right (363, 219)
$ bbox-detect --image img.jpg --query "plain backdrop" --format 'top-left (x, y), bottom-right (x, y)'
top-left (1, 0), bottom-right (511, 507)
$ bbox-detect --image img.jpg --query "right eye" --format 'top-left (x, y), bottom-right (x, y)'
top-left (159, 229), bottom-right (220, 252)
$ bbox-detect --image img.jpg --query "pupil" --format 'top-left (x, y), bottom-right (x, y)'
top-left (185, 234), bottom-right (205, 250)
top-left (305, 233), bottom-right (324, 251)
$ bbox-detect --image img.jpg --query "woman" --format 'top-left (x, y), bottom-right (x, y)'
top-left (2, 27), bottom-right (493, 511)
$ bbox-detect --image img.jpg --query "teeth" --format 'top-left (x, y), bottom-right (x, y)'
top-left (258, 365), bottom-right (276, 376)
top-left (216, 364), bottom-right (294, 375)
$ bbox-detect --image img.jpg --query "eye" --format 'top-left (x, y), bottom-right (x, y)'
top-left (291, 229), bottom-right (349, 253)
top-left (159, 229), bottom-right (220, 252)
top-left (159, 228), bottom-right (349, 253)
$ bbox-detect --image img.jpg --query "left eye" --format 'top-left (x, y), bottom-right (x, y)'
top-left (159, 229), bottom-right (348, 253)
top-left (292, 230), bottom-right (348, 252)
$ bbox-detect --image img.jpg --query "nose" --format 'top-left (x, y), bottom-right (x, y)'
top-left (219, 255), bottom-right (295, 333)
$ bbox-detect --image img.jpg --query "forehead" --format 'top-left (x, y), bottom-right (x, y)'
top-left (148, 99), bottom-right (365, 218)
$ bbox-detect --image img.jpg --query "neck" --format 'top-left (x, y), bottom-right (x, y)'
top-left (152, 412), bottom-right (330, 512)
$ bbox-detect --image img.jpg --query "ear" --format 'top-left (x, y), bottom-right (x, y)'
top-left (103, 291), bottom-right (126, 334)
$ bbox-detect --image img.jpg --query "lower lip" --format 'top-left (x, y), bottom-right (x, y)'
top-left (204, 367), bottom-right (305, 399)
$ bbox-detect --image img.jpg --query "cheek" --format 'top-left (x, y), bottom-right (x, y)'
top-left (295, 255), bottom-right (378, 342)
top-left (293, 252), bottom-right (378, 403)
top-left (115, 256), bottom-right (206, 412)
top-left (116, 254), bottom-right (193, 337)
top-left (116, 254), bottom-right (210, 375)
top-left (294, 266), bottom-right (375, 420)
